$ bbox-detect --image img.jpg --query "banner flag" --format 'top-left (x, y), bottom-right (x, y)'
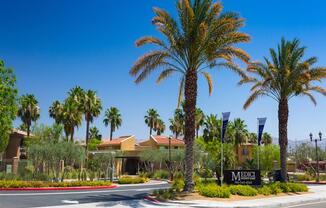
top-left (221, 112), bottom-right (230, 143)
top-left (257, 117), bottom-right (267, 146)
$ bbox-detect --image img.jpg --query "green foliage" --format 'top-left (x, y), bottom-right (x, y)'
top-left (258, 186), bottom-right (272, 196)
top-left (87, 138), bottom-right (101, 151)
top-left (118, 176), bottom-right (147, 184)
top-left (103, 107), bottom-right (122, 139)
top-left (153, 188), bottom-right (175, 200)
top-left (0, 60), bottom-right (18, 153)
top-left (267, 183), bottom-right (282, 195)
top-left (253, 145), bottom-right (280, 174)
top-left (153, 170), bottom-right (169, 179)
top-left (0, 180), bottom-right (112, 188)
top-left (17, 94), bottom-right (40, 136)
top-left (296, 174), bottom-right (313, 181)
top-left (229, 185), bottom-right (258, 196)
top-left (172, 178), bottom-right (185, 193)
top-left (197, 183), bottom-right (230, 198)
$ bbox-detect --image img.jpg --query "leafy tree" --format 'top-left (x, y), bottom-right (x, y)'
top-left (0, 60), bottom-right (18, 153)
top-left (154, 118), bottom-right (165, 135)
top-left (103, 107), bottom-right (122, 140)
top-left (241, 38), bottom-right (326, 181)
top-left (253, 144), bottom-right (280, 175)
top-left (31, 123), bottom-right (64, 143)
top-left (81, 90), bottom-right (102, 151)
top-left (144, 108), bottom-right (159, 137)
top-left (130, 0), bottom-right (250, 191)
top-left (89, 126), bottom-right (102, 140)
top-left (195, 108), bottom-right (205, 138)
top-left (169, 108), bottom-right (184, 139)
top-left (17, 94), bottom-right (40, 137)
top-left (88, 138), bottom-right (101, 151)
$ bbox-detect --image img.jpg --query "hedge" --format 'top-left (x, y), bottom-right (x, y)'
top-left (118, 176), bottom-right (147, 184)
top-left (197, 184), bottom-right (230, 198)
top-left (0, 180), bottom-right (112, 188)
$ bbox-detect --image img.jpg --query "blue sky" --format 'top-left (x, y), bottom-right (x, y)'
top-left (0, 0), bottom-right (326, 142)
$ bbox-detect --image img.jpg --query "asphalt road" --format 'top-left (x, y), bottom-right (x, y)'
top-left (0, 182), bottom-right (170, 208)
top-left (287, 201), bottom-right (326, 208)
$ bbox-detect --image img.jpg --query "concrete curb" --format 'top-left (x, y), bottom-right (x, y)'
top-left (0, 185), bottom-right (118, 191)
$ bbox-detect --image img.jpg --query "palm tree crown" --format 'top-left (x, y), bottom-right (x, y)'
top-left (17, 94), bottom-right (40, 137)
top-left (144, 108), bottom-right (160, 137)
top-left (103, 107), bottom-right (122, 140)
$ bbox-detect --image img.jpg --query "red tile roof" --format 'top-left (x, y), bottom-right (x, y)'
top-left (151, 135), bottom-right (185, 146)
top-left (98, 136), bottom-right (133, 147)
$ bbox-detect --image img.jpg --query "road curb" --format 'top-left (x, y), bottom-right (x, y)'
top-left (0, 185), bottom-right (118, 191)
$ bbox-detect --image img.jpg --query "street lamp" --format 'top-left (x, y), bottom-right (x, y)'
top-left (310, 132), bottom-right (322, 183)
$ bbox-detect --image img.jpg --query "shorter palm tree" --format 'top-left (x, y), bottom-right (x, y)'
top-left (144, 108), bottom-right (159, 137)
top-left (169, 108), bottom-right (184, 139)
top-left (154, 119), bottom-right (165, 135)
top-left (230, 118), bottom-right (249, 144)
top-left (17, 94), bottom-right (40, 137)
top-left (61, 98), bottom-right (83, 142)
top-left (195, 108), bottom-right (205, 138)
top-left (262, 133), bottom-right (273, 145)
top-left (89, 127), bottom-right (102, 140)
top-left (103, 107), bottom-right (122, 140)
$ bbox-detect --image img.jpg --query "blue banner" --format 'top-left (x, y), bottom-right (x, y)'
top-left (221, 112), bottom-right (230, 143)
top-left (257, 117), bottom-right (267, 146)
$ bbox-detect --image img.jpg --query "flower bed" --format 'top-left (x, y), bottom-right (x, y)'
top-left (0, 180), bottom-right (113, 189)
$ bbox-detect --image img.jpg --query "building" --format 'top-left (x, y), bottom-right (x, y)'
top-left (1, 129), bottom-right (29, 173)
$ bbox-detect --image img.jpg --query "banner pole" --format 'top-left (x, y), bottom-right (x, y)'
top-left (221, 141), bottom-right (223, 185)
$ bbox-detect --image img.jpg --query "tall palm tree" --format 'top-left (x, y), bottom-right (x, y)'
top-left (169, 108), bottom-right (185, 139)
top-left (61, 98), bottom-right (83, 142)
top-left (103, 107), bottom-right (122, 140)
top-left (130, 0), bottom-right (250, 191)
top-left (81, 90), bottom-right (102, 151)
top-left (195, 108), bottom-right (205, 138)
top-left (49, 100), bottom-right (63, 124)
top-left (241, 38), bottom-right (326, 182)
top-left (154, 119), bottom-right (165, 135)
top-left (144, 108), bottom-right (159, 137)
top-left (229, 118), bottom-right (248, 144)
top-left (17, 94), bottom-right (40, 137)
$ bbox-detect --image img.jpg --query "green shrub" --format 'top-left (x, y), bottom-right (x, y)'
top-left (172, 178), bottom-right (185, 192)
top-left (153, 170), bottom-right (169, 180)
top-left (287, 183), bottom-right (308, 192)
top-left (267, 182), bottom-right (283, 195)
top-left (229, 185), bottom-right (258, 196)
top-left (258, 186), bottom-right (272, 196)
top-left (197, 183), bottom-right (230, 198)
top-left (118, 176), bottom-right (147, 184)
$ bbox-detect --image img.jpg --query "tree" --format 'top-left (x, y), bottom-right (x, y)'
top-left (154, 119), bottom-right (165, 135)
top-left (0, 60), bottom-right (18, 153)
top-left (262, 132), bottom-right (273, 145)
top-left (144, 108), bottom-right (159, 137)
top-left (130, 0), bottom-right (250, 191)
top-left (229, 118), bottom-right (248, 145)
top-left (169, 108), bottom-right (184, 139)
top-left (241, 38), bottom-right (326, 182)
top-left (49, 100), bottom-right (63, 124)
top-left (61, 97), bottom-right (82, 142)
top-left (17, 94), bottom-right (40, 137)
top-left (195, 108), bottom-right (205, 138)
top-left (81, 90), bottom-right (102, 151)
top-left (89, 126), bottom-right (102, 140)
top-left (103, 107), bottom-right (122, 140)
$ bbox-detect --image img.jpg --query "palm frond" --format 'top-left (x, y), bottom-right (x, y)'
top-left (177, 77), bottom-right (185, 108)
top-left (156, 68), bottom-right (177, 84)
top-left (201, 71), bottom-right (213, 95)
top-left (243, 90), bottom-right (266, 110)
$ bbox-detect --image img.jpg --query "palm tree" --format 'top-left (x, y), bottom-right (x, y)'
top-left (103, 107), bottom-right (122, 140)
top-left (195, 108), bottom-right (205, 138)
top-left (61, 98), bottom-right (83, 142)
top-left (17, 94), bottom-right (40, 137)
top-left (262, 132), bottom-right (273, 145)
top-left (49, 100), bottom-right (63, 124)
top-left (169, 108), bottom-right (185, 139)
top-left (241, 38), bottom-right (326, 182)
top-left (89, 126), bottom-right (102, 140)
top-left (130, 0), bottom-right (250, 191)
top-left (154, 119), bottom-right (165, 135)
top-left (229, 118), bottom-right (248, 144)
top-left (81, 90), bottom-right (102, 151)
top-left (144, 108), bottom-right (159, 137)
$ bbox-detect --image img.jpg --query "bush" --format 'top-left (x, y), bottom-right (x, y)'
top-left (258, 186), bottom-right (272, 196)
top-left (229, 185), bottom-right (258, 196)
top-left (197, 183), bottom-right (230, 198)
top-left (153, 188), bottom-right (175, 200)
top-left (172, 178), bottom-right (185, 193)
top-left (286, 183), bottom-right (308, 193)
top-left (267, 182), bottom-right (282, 195)
top-left (153, 170), bottom-right (169, 180)
top-left (0, 180), bottom-right (112, 188)
top-left (118, 176), bottom-right (147, 184)
top-left (296, 174), bottom-right (313, 181)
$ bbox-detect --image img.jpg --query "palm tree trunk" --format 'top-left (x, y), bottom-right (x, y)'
top-left (27, 123), bottom-right (30, 138)
top-left (149, 126), bottom-right (152, 138)
top-left (110, 123), bottom-right (113, 141)
top-left (278, 98), bottom-right (289, 182)
top-left (85, 119), bottom-right (90, 151)
top-left (70, 128), bottom-right (74, 142)
top-left (183, 69), bottom-right (197, 192)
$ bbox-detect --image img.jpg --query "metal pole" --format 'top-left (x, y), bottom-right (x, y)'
top-left (169, 136), bottom-right (172, 181)
top-left (258, 145), bottom-right (260, 170)
top-left (315, 139), bottom-right (320, 183)
top-left (221, 142), bottom-right (223, 185)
